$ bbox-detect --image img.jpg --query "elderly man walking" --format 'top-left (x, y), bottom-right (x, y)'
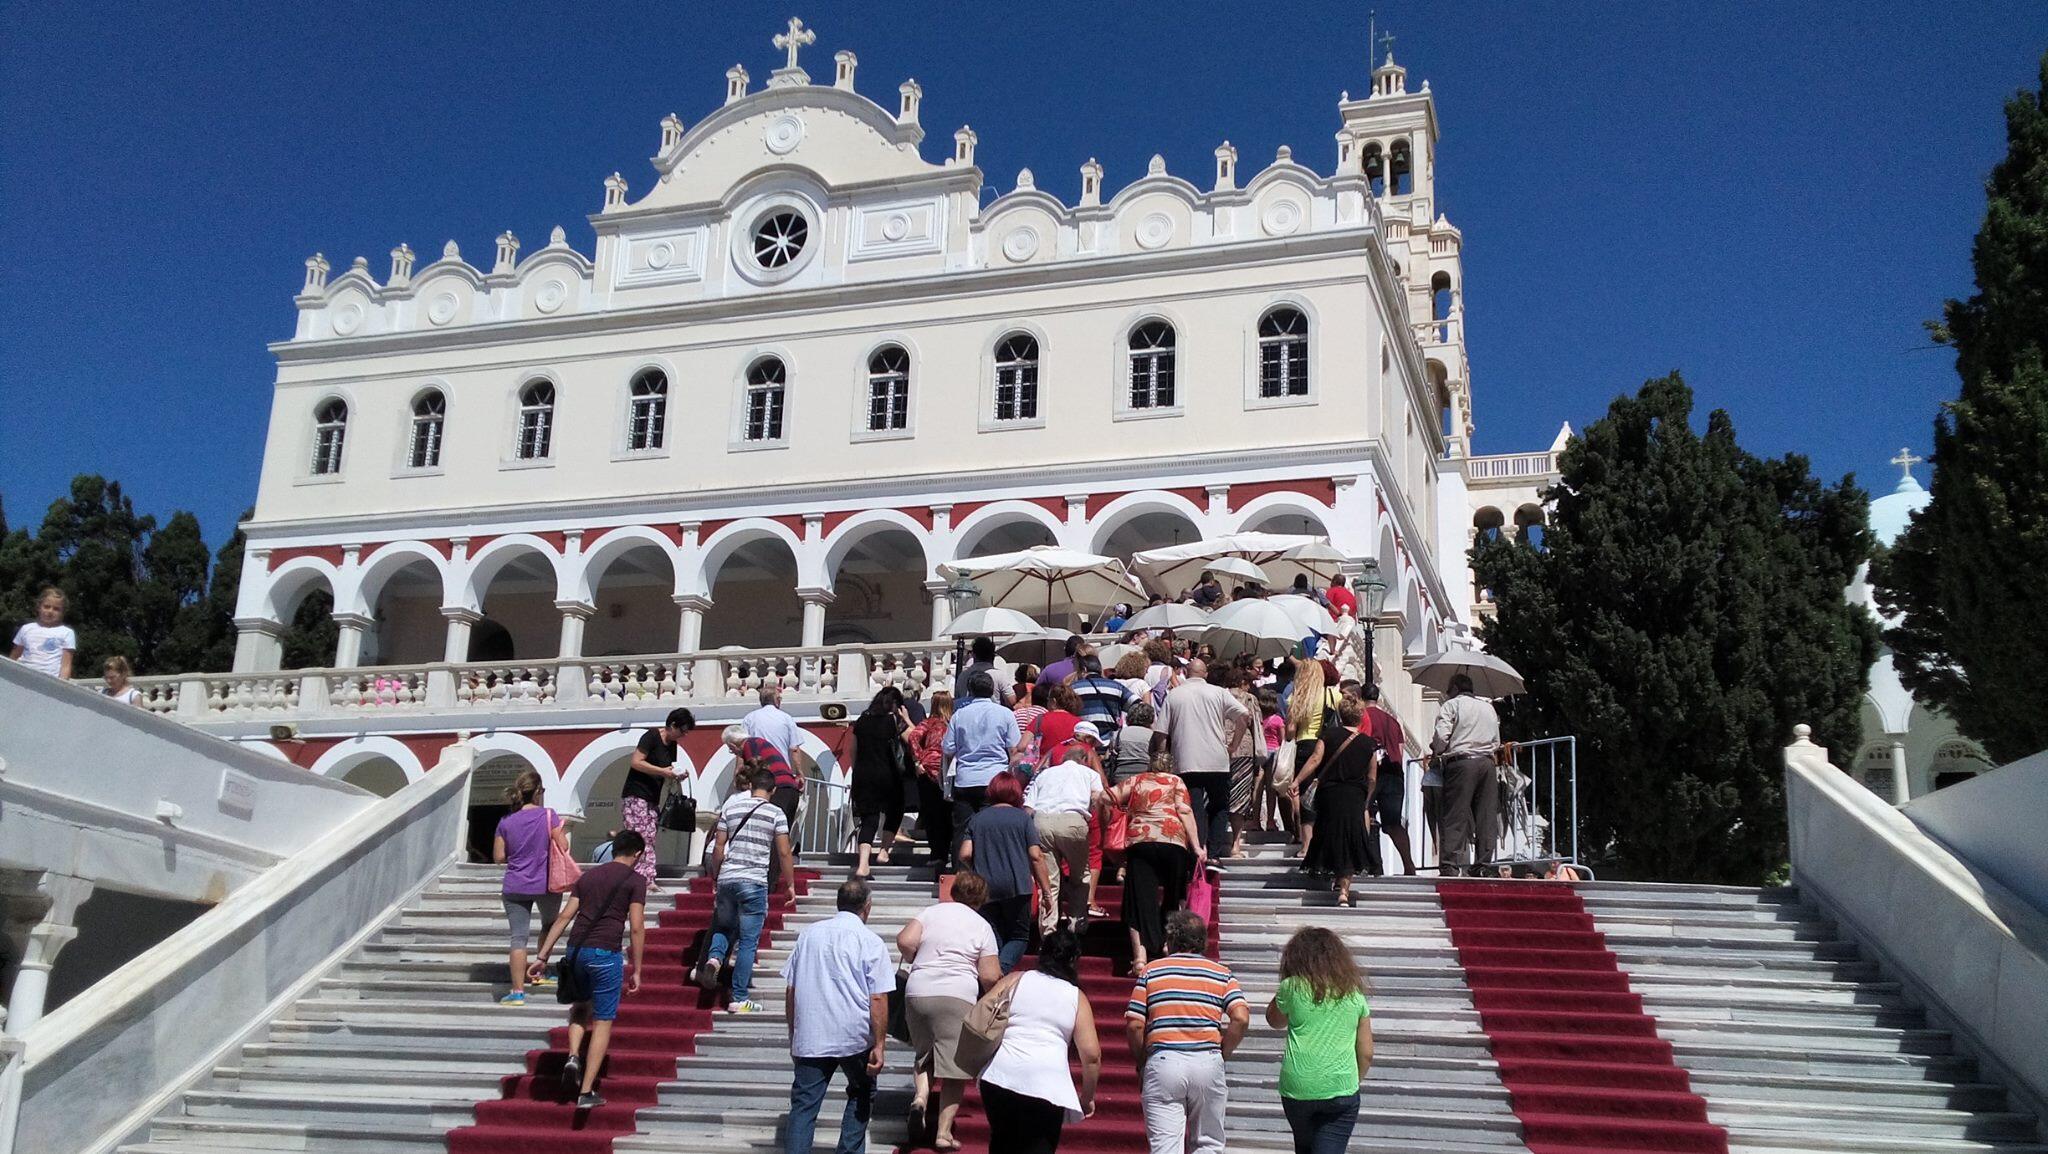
top-left (782, 878), bottom-right (893, 1154)
top-left (744, 685), bottom-right (804, 764)
top-left (1127, 910), bottom-right (1249, 1154)
top-left (1432, 673), bottom-right (1501, 877)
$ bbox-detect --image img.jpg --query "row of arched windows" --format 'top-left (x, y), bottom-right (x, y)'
top-left (306, 307), bottom-right (1312, 475)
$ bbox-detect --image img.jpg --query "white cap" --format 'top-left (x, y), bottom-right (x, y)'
top-left (1072, 721), bottom-right (1104, 745)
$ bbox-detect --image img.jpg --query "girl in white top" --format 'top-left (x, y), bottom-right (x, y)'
top-left (100, 655), bottom-right (142, 705)
top-left (10, 587), bottom-right (76, 678)
top-left (977, 928), bottom-right (1101, 1153)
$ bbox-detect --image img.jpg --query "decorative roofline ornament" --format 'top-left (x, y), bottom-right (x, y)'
top-left (770, 17), bottom-right (816, 87)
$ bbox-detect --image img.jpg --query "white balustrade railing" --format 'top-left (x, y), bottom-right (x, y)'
top-left (87, 639), bottom-right (1031, 724)
top-left (1466, 451), bottom-right (1559, 481)
top-left (587, 658), bottom-right (690, 704)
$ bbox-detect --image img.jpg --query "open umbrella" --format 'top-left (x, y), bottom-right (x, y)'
top-left (939, 607), bottom-right (1044, 639)
top-left (998, 626), bottom-right (1076, 665)
top-left (1118, 602), bottom-right (1213, 634)
top-left (938, 546), bottom-right (1145, 624)
top-left (1201, 556), bottom-right (1271, 586)
top-left (1409, 647), bottom-right (1526, 697)
top-left (1265, 594), bottom-right (1340, 638)
top-left (1201, 598), bottom-right (1306, 661)
top-left (1132, 532), bottom-right (1347, 595)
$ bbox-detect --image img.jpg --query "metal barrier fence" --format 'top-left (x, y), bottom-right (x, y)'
top-left (795, 773), bottom-right (856, 858)
top-left (1403, 735), bottom-right (1582, 876)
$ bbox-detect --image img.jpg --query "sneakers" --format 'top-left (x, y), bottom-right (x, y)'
top-left (693, 962), bottom-right (723, 992)
top-left (528, 972), bottom-right (556, 988)
top-left (560, 1056), bottom-right (582, 1090)
top-left (496, 991), bottom-right (526, 1006)
top-left (726, 999), bottom-right (767, 1014)
top-left (575, 1091), bottom-right (606, 1109)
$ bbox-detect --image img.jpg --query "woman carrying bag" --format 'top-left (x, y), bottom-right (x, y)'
top-left (850, 686), bottom-right (917, 878)
top-left (493, 769), bottom-right (571, 1006)
top-left (966, 928), bottom-right (1101, 1154)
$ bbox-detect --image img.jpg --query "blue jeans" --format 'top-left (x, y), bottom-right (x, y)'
top-left (706, 880), bottom-right (769, 1002)
top-left (785, 1053), bottom-right (873, 1154)
top-left (1281, 1093), bottom-right (1359, 1154)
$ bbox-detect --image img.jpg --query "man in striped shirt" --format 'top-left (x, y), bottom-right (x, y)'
top-left (1126, 911), bottom-right (1248, 1154)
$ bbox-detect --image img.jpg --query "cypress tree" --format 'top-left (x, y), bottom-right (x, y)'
top-left (1475, 374), bottom-right (1876, 883)
top-left (1874, 53), bottom-right (2048, 764)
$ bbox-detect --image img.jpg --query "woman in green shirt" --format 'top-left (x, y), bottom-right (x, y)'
top-left (1264, 926), bottom-right (1373, 1154)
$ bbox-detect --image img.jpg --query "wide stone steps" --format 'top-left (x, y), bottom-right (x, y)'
top-left (117, 852), bottom-right (2041, 1154)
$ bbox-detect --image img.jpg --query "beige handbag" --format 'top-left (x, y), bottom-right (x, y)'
top-left (954, 971), bottom-right (1023, 1076)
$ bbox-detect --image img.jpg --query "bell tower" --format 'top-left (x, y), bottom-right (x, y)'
top-left (1337, 39), bottom-right (1471, 449)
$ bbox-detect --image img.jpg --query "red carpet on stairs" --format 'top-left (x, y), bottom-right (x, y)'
top-left (1437, 880), bottom-right (1728, 1154)
top-left (443, 869), bottom-right (821, 1154)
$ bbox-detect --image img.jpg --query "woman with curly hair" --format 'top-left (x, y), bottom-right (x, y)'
top-left (1265, 926), bottom-right (1373, 1154)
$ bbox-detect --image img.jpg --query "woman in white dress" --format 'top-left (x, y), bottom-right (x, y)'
top-left (975, 928), bottom-right (1101, 1154)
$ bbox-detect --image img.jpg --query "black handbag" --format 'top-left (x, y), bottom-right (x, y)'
top-left (660, 780), bottom-right (698, 832)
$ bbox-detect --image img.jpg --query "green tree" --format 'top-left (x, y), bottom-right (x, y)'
top-left (36, 476), bottom-right (157, 673)
top-left (1874, 53), bottom-right (2048, 764)
top-left (1474, 374), bottom-right (1876, 884)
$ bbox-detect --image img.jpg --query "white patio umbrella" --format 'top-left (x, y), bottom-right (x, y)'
top-left (1118, 602), bottom-right (1213, 634)
top-left (940, 607), bottom-right (1044, 639)
top-left (1265, 594), bottom-right (1340, 638)
top-left (1132, 532), bottom-right (1347, 595)
top-left (1201, 556), bottom-right (1272, 586)
top-left (1201, 598), bottom-right (1308, 661)
top-left (938, 546), bottom-right (1145, 622)
top-left (998, 626), bottom-right (1075, 665)
top-left (1097, 642), bottom-right (1142, 668)
top-left (1409, 647), bottom-right (1527, 698)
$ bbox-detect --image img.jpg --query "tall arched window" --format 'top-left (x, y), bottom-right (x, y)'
top-left (408, 390), bottom-right (445, 469)
top-left (1259, 308), bottom-right (1310, 398)
top-left (626, 369), bottom-right (667, 452)
top-left (310, 398), bottom-right (348, 475)
top-left (993, 334), bottom-right (1039, 422)
top-left (744, 357), bottom-right (786, 442)
top-left (866, 346), bottom-right (909, 432)
top-left (1127, 322), bottom-right (1176, 410)
top-left (515, 380), bottom-right (555, 460)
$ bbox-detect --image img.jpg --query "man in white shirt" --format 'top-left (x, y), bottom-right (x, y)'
top-left (1151, 662), bottom-right (1253, 862)
top-left (1025, 733), bottom-right (1108, 934)
top-left (743, 685), bottom-right (803, 764)
top-left (783, 878), bottom-right (893, 1154)
top-left (1432, 674), bottom-right (1502, 877)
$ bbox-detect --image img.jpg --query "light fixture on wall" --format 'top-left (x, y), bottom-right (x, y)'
top-left (943, 575), bottom-right (984, 670)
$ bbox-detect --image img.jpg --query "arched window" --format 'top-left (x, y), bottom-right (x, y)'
top-left (310, 398), bottom-right (348, 475)
top-left (514, 380), bottom-right (555, 460)
top-left (1363, 143), bottom-right (1386, 197)
top-left (866, 346), bottom-right (909, 432)
top-left (744, 357), bottom-right (786, 442)
top-left (408, 390), bottom-right (445, 469)
top-left (1258, 308), bottom-right (1309, 398)
top-left (1390, 140), bottom-right (1413, 196)
top-left (1127, 322), bottom-right (1176, 409)
top-left (993, 334), bottom-right (1039, 422)
top-left (626, 369), bottom-right (667, 452)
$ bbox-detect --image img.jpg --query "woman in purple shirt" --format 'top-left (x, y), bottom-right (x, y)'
top-left (495, 770), bottom-right (570, 1005)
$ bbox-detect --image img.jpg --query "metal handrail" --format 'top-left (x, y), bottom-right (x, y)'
top-left (1401, 735), bottom-right (1583, 876)
top-left (794, 773), bottom-right (855, 859)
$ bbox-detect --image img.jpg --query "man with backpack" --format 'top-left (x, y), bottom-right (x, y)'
top-left (694, 764), bottom-right (799, 1014)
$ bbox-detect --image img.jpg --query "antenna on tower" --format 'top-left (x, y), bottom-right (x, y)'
top-left (1368, 9), bottom-right (1377, 71)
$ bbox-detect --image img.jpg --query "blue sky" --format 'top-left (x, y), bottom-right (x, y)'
top-left (3, 2), bottom-right (2044, 543)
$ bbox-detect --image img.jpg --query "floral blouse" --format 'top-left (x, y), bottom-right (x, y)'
top-left (910, 715), bottom-right (949, 781)
top-left (1113, 770), bottom-right (1192, 847)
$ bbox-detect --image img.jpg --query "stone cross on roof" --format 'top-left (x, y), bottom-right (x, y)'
top-left (1890, 447), bottom-right (1925, 482)
top-left (774, 17), bottom-right (815, 72)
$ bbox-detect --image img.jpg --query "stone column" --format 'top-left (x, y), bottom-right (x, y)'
top-left (554, 601), bottom-right (594, 705)
top-left (797, 588), bottom-right (834, 649)
top-left (440, 607), bottom-right (480, 663)
top-left (927, 579), bottom-right (954, 637)
top-left (0, 871), bottom-right (94, 1036)
top-left (1889, 737), bottom-right (1911, 805)
top-left (231, 618), bottom-right (285, 673)
top-left (673, 594), bottom-right (712, 653)
top-left (330, 612), bottom-right (373, 668)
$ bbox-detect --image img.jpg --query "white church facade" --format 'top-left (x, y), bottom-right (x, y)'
top-left (117, 22), bottom-right (1554, 833)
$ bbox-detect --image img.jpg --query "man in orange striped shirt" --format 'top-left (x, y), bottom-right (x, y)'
top-left (1126, 911), bottom-right (1249, 1154)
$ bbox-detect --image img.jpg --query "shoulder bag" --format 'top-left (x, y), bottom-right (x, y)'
top-left (1269, 737), bottom-right (1297, 791)
top-left (954, 970), bottom-right (1024, 1076)
top-left (545, 809), bottom-right (582, 894)
top-left (660, 774), bottom-right (698, 833)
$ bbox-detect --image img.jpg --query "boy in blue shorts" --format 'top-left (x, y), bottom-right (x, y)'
top-left (531, 829), bottom-right (649, 1107)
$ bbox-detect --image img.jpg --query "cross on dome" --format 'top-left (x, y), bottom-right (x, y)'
top-left (1890, 447), bottom-right (1926, 485)
top-left (774, 17), bottom-right (815, 72)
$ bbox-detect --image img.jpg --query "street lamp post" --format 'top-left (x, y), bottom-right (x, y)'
top-left (943, 575), bottom-right (983, 675)
top-left (1356, 558), bottom-right (1391, 619)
